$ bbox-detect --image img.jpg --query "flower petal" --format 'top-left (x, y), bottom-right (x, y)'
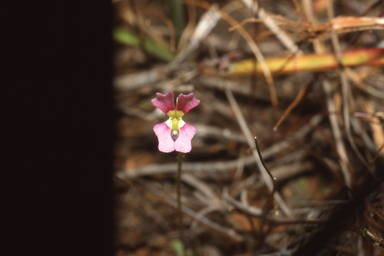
top-left (176, 93), bottom-right (200, 114)
top-left (174, 123), bottom-right (196, 153)
top-left (151, 91), bottom-right (175, 114)
top-left (153, 122), bottom-right (174, 153)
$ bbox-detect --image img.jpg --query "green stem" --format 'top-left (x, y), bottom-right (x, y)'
top-left (176, 152), bottom-right (185, 251)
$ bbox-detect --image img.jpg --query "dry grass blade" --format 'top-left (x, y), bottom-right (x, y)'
top-left (201, 48), bottom-right (384, 77)
top-left (273, 80), bottom-right (311, 131)
top-left (331, 17), bottom-right (384, 33)
top-left (239, 0), bottom-right (302, 54)
top-left (224, 84), bottom-right (292, 217)
top-left (327, 0), bottom-right (372, 174)
top-left (220, 11), bottom-right (278, 106)
top-left (303, 0), bottom-right (351, 189)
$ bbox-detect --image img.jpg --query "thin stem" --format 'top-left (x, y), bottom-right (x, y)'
top-left (254, 137), bottom-right (277, 247)
top-left (176, 152), bottom-right (185, 249)
top-left (255, 137), bottom-right (277, 200)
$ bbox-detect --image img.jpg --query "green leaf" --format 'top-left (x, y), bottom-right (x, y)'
top-left (113, 28), bottom-right (175, 62)
top-left (171, 239), bottom-right (184, 256)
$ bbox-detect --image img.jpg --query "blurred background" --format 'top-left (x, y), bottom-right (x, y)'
top-left (113, 0), bottom-right (384, 255)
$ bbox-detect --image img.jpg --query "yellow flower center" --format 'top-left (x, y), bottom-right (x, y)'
top-left (167, 110), bottom-right (184, 131)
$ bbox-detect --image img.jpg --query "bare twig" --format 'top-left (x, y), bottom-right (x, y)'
top-left (224, 84), bottom-right (292, 217)
top-left (273, 80), bottom-right (311, 131)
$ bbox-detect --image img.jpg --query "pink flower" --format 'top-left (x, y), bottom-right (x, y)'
top-left (151, 90), bottom-right (200, 153)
